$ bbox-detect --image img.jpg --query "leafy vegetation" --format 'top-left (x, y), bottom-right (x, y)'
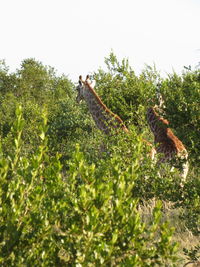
top-left (0, 54), bottom-right (199, 266)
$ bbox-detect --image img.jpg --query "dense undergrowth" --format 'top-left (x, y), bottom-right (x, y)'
top-left (0, 54), bottom-right (199, 266)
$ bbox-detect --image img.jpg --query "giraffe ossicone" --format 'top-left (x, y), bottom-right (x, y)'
top-left (76, 75), bottom-right (156, 160)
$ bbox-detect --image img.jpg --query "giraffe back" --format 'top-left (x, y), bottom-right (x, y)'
top-left (147, 106), bottom-right (189, 180)
top-left (147, 107), bottom-right (187, 156)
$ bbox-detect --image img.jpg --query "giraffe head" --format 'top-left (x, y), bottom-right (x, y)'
top-left (76, 75), bottom-right (85, 103)
top-left (76, 75), bottom-right (95, 103)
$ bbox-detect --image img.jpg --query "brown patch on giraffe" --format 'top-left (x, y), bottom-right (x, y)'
top-left (148, 107), bottom-right (186, 154)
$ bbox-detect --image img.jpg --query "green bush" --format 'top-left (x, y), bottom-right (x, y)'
top-left (0, 106), bottom-right (178, 266)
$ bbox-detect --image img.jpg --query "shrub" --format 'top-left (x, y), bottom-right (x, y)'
top-left (0, 106), bottom-right (178, 266)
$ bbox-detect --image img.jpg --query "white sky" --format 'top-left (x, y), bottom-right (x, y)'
top-left (0, 0), bottom-right (200, 82)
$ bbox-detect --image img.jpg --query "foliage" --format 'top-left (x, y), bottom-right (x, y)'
top-left (93, 52), bottom-right (158, 129)
top-left (0, 106), bottom-right (178, 266)
top-left (0, 55), bottom-right (199, 265)
top-left (160, 70), bottom-right (200, 165)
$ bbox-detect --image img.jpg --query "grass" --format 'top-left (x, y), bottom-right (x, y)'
top-left (138, 198), bottom-right (200, 266)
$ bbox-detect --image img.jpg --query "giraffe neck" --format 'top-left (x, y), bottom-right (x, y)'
top-left (147, 107), bottom-right (169, 142)
top-left (147, 107), bottom-right (187, 155)
top-left (147, 107), bottom-right (189, 180)
top-left (83, 83), bottom-right (128, 134)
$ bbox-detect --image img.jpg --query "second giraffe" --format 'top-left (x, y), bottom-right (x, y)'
top-left (146, 105), bottom-right (189, 181)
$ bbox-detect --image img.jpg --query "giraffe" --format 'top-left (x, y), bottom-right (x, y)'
top-left (146, 105), bottom-right (189, 181)
top-left (76, 75), bottom-right (129, 135)
top-left (76, 75), bottom-right (156, 160)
